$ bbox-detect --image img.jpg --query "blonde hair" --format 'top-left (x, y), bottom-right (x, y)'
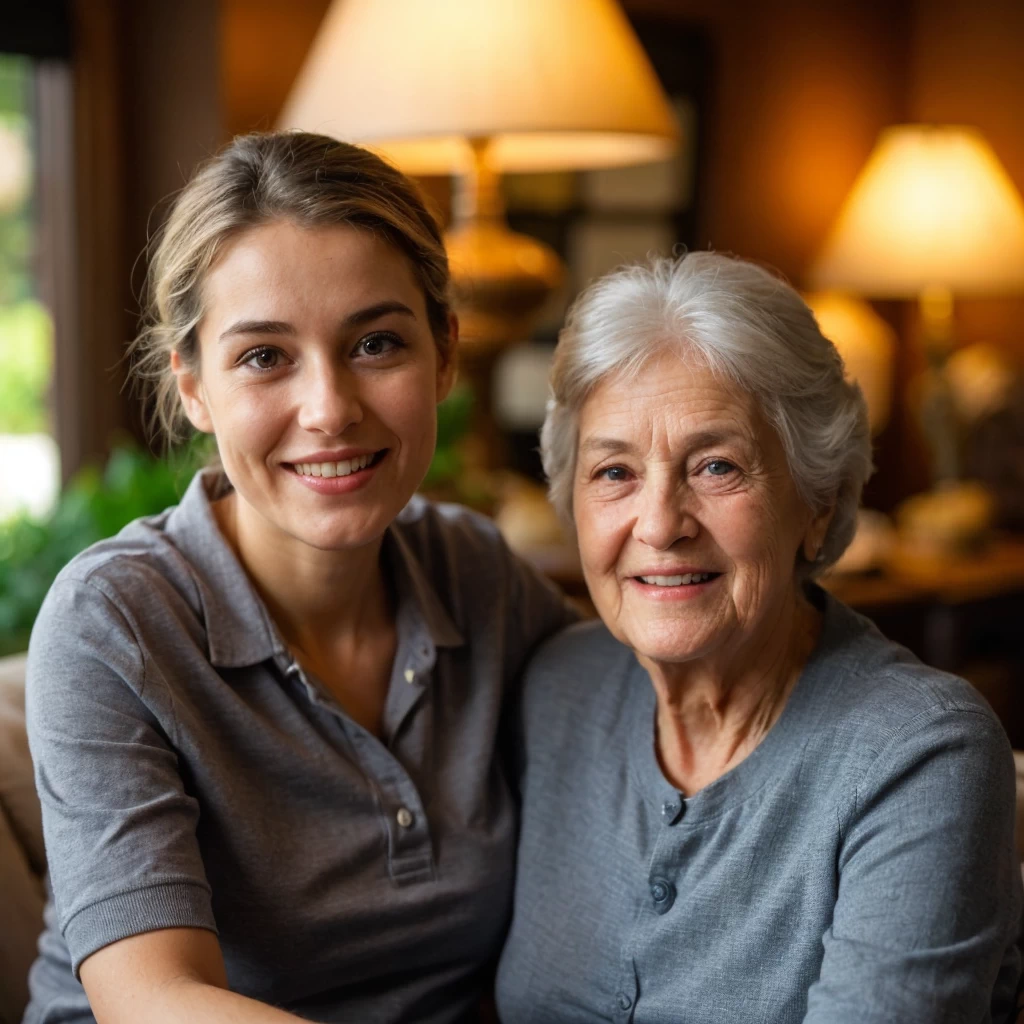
top-left (129, 131), bottom-right (452, 446)
top-left (541, 252), bottom-right (873, 579)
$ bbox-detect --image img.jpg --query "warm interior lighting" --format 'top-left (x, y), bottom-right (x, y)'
top-left (810, 125), bottom-right (1024, 543)
top-left (803, 291), bottom-right (895, 435)
top-left (279, 0), bottom-right (679, 175)
top-left (810, 125), bottom-right (1024, 297)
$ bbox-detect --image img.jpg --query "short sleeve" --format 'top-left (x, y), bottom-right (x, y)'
top-left (26, 576), bottom-right (216, 975)
top-left (805, 701), bottom-right (1023, 1023)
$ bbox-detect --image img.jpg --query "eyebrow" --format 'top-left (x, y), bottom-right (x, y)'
top-left (578, 429), bottom-right (745, 458)
top-left (218, 300), bottom-right (418, 342)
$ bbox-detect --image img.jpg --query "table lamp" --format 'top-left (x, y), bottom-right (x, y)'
top-left (809, 125), bottom-right (1024, 552)
top-left (279, 0), bottom-right (679, 352)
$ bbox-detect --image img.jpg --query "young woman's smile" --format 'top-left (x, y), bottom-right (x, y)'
top-left (173, 219), bottom-right (454, 557)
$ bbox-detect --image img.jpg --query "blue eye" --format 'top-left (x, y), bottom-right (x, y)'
top-left (599, 466), bottom-right (630, 482)
top-left (706, 459), bottom-right (735, 476)
top-left (355, 331), bottom-right (403, 358)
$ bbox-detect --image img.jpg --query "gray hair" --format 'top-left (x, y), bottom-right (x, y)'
top-left (540, 251), bottom-right (873, 579)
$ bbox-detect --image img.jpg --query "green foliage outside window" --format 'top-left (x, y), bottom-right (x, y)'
top-left (0, 300), bottom-right (52, 433)
top-left (0, 54), bottom-right (53, 436)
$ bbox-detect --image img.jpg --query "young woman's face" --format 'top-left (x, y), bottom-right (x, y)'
top-left (175, 219), bottom-right (453, 553)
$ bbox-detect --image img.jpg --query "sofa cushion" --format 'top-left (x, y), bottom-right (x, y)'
top-left (0, 799), bottom-right (45, 1024)
top-left (0, 653), bottom-right (45, 877)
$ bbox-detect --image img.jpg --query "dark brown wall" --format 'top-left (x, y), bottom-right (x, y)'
top-left (65, 0), bottom-right (221, 471)
top-left (625, 0), bottom-right (912, 284)
top-left (908, 0), bottom-right (1024, 363)
top-left (220, 0), bottom-right (330, 138)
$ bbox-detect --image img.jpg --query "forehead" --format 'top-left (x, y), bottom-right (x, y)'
top-left (200, 219), bottom-right (426, 321)
top-left (579, 350), bottom-right (761, 437)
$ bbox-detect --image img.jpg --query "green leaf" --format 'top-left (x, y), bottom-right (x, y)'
top-left (0, 440), bottom-right (207, 654)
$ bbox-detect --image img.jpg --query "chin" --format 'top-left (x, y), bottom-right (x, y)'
top-left (627, 622), bottom-right (725, 666)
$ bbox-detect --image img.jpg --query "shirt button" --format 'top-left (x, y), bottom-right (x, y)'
top-left (617, 992), bottom-right (633, 1011)
top-left (396, 807), bottom-right (414, 828)
top-left (661, 796), bottom-right (684, 825)
top-left (650, 877), bottom-right (676, 914)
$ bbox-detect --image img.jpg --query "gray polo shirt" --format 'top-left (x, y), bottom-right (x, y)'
top-left (23, 470), bottom-right (574, 1024)
top-left (496, 587), bottom-right (1023, 1023)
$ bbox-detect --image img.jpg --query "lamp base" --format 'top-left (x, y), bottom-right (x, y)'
top-left (445, 217), bottom-right (563, 352)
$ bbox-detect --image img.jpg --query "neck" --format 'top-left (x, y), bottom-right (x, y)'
top-left (643, 585), bottom-right (819, 795)
top-left (212, 491), bottom-right (392, 655)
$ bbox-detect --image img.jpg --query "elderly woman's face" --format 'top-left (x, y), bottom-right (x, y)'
top-left (573, 350), bottom-right (821, 668)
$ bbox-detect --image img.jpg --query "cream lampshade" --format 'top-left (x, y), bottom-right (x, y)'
top-left (809, 125), bottom-right (1024, 553)
top-left (811, 125), bottom-right (1024, 300)
top-left (279, 0), bottom-right (679, 349)
top-left (810, 126), bottom-right (1024, 477)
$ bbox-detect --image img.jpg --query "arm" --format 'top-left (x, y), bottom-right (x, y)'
top-left (81, 930), bottom-right (307, 1024)
top-left (804, 702), bottom-right (1023, 1023)
top-left (26, 578), bottom-right (310, 1023)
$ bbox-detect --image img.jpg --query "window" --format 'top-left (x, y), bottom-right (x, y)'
top-left (0, 53), bottom-right (59, 519)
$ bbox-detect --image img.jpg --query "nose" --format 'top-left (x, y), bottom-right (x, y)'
top-left (632, 478), bottom-right (699, 551)
top-left (296, 361), bottom-right (363, 435)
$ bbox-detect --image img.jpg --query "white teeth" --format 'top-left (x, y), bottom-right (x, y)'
top-left (638, 573), bottom-right (712, 586)
top-left (294, 454), bottom-right (377, 478)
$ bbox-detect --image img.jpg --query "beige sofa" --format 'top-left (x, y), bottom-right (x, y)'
top-left (0, 653), bottom-right (45, 1024)
top-left (1, 652), bottom-right (1023, 1022)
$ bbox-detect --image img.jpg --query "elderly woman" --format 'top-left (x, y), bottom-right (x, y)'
top-left (496, 253), bottom-right (1022, 1023)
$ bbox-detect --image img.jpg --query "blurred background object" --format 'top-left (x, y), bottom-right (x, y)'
top-left (2, 0), bottom-right (1024, 745)
top-left (804, 291), bottom-right (897, 435)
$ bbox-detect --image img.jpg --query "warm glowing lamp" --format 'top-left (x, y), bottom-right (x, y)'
top-left (811, 125), bottom-right (1024, 553)
top-left (811, 125), bottom-right (1024, 479)
top-left (812, 126), bottom-right (1024, 300)
top-left (279, 0), bottom-right (679, 350)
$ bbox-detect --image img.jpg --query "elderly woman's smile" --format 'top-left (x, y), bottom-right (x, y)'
top-left (574, 349), bottom-right (819, 670)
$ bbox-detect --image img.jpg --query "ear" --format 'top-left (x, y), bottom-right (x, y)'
top-left (802, 504), bottom-right (836, 563)
top-left (435, 312), bottom-right (459, 403)
top-left (170, 349), bottom-right (214, 433)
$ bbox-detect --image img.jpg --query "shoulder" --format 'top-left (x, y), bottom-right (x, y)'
top-left (392, 495), bottom-right (572, 636)
top-left (810, 597), bottom-right (1012, 800)
top-left (521, 618), bottom-right (635, 735)
top-left (29, 507), bottom-right (205, 685)
top-left (817, 595), bottom-right (1002, 748)
top-left (46, 509), bottom-right (199, 621)
top-left (393, 493), bottom-right (509, 566)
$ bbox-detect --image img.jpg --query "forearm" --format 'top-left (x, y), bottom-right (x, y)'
top-left (81, 929), bottom-right (315, 1024)
top-left (95, 978), bottom-right (311, 1024)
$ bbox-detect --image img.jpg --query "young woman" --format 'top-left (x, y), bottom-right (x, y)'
top-left (23, 131), bottom-right (574, 1024)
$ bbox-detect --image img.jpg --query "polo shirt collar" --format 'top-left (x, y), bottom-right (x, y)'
top-left (164, 469), bottom-right (463, 669)
top-left (385, 522), bottom-right (464, 651)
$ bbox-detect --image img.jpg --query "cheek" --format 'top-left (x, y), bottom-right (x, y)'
top-left (212, 384), bottom-right (287, 452)
top-left (718, 493), bottom-right (806, 585)
top-left (574, 494), bottom-right (630, 577)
